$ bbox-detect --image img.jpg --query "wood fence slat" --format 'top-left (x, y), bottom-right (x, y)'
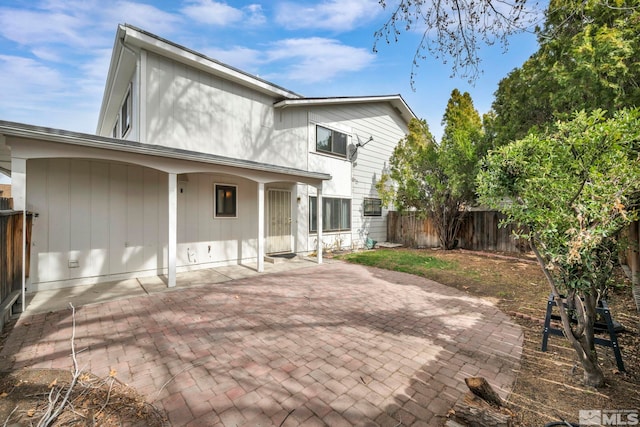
top-left (0, 208), bottom-right (33, 305)
top-left (387, 210), bottom-right (526, 253)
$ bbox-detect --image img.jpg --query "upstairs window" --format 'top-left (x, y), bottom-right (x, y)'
top-left (121, 85), bottom-right (132, 137)
top-left (111, 83), bottom-right (132, 139)
top-left (214, 184), bottom-right (237, 218)
top-left (363, 198), bottom-right (382, 216)
top-left (316, 125), bottom-right (347, 158)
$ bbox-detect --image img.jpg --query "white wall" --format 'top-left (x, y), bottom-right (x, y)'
top-left (284, 103), bottom-right (408, 251)
top-left (144, 52), bottom-right (307, 170)
top-left (27, 159), bottom-right (261, 290)
top-left (176, 173), bottom-right (258, 270)
top-left (28, 159), bottom-right (167, 289)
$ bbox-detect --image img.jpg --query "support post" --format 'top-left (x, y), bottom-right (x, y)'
top-left (257, 182), bottom-right (265, 273)
top-left (316, 185), bottom-right (323, 265)
top-left (11, 157), bottom-right (27, 311)
top-left (168, 173), bottom-right (177, 287)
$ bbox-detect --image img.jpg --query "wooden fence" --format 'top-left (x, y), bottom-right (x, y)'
top-left (0, 198), bottom-right (11, 210)
top-left (0, 209), bottom-right (32, 327)
top-left (387, 210), bottom-right (529, 253)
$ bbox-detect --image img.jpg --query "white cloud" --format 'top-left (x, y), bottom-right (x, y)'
top-left (0, 55), bottom-right (63, 96)
top-left (0, 54), bottom-right (103, 132)
top-left (275, 0), bottom-right (381, 31)
top-left (0, 9), bottom-right (91, 48)
top-left (203, 38), bottom-right (375, 84)
top-left (265, 38), bottom-right (375, 83)
top-left (106, 1), bottom-right (182, 35)
top-left (181, 0), bottom-right (243, 26)
top-left (0, 1), bottom-right (182, 132)
top-left (244, 4), bottom-right (266, 27)
top-left (202, 46), bottom-right (264, 72)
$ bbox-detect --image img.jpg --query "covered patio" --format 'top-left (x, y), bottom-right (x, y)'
top-left (0, 120), bottom-right (331, 308)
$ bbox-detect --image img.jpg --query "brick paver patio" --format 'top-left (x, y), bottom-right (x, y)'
top-left (0, 262), bottom-right (522, 426)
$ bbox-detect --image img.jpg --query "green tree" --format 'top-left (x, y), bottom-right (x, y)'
top-left (491, 0), bottom-right (640, 145)
top-left (477, 109), bottom-right (640, 387)
top-left (378, 90), bottom-right (484, 249)
top-left (440, 89), bottom-right (484, 202)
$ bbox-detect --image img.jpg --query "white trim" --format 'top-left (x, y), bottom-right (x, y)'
top-left (168, 173), bottom-right (177, 287)
top-left (121, 25), bottom-right (301, 99)
top-left (139, 50), bottom-right (147, 143)
top-left (316, 186), bottom-right (323, 265)
top-left (257, 182), bottom-right (265, 272)
top-left (0, 121), bottom-right (331, 184)
top-left (213, 183), bottom-right (238, 219)
top-left (275, 95), bottom-right (417, 124)
top-left (121, 83), bottom-right (132, 138)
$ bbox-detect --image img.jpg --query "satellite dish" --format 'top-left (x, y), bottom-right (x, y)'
top-left (349, 135), bottom-right (374, 162)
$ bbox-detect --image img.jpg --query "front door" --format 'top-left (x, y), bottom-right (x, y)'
top-left (267, 189), bottom-right (292, 254)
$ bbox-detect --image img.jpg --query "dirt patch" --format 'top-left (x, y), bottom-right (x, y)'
top-left (383, 248), bottom-right (640, 426)
top-left (0, 365), bottom-right (167, 426)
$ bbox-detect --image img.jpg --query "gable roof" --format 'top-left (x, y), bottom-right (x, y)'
top-left (274, 96), bottom-right (416, 124)
top-left (97, 24), bottom-right (303, 134)
top-left (97, 24), bottom-right (416, 133)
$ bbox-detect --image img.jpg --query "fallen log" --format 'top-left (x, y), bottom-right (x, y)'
top-left (448, 377), bottom-right (515, 427)
top-left (465, 377), bottom-right (505, 408)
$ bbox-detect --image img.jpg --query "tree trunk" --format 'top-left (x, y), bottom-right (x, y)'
top-left (565, 290), bottom-right (606, 387)
top-left (530, 239), bottom-right (606, 388)
top-left (432, 198), bottom-right (465, 250)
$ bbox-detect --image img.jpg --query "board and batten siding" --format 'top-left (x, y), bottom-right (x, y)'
top-left (27, 158), bottom-right (167, 289)
top-left (26, 159), bottom-right (261, 290)
top-left (143, 52), bottom-right (307, 171)
top-left (176, 173), bottom-right (259, 269)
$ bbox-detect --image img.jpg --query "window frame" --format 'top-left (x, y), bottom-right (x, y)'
top-left (315, 125), bottom-right (348, 158)
top-left (363, 198), bottom-right (383, 217)
top-left (112, 116), bottom-right (119, 138)
top-left (121, 84), bottom-right (132, 137)
top-left (214, 184), bottom-right (238, 219)
top-left (309, 196), bottom-right (351, 233)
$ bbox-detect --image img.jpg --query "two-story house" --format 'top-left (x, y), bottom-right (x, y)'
top-left (0, 24), bottom-right (415, 298)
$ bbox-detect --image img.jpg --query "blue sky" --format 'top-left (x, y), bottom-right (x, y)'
top-left (0, 0), bottom-right (543, 183)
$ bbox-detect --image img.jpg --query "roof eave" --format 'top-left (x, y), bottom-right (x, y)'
top-left (96, 25), bottom-right (128, 134)
top-left (274, 95), bottom-right (417, 124)
top-left (0, 121), bottom-right (331, 182)
top-left (121, 25), bottom-right (302, 100)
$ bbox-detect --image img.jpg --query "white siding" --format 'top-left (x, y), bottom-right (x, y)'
top-left (175, 173), bottom-right (258, 269)
top-left (26, 159), bottom-right (263, 290)
top-left (27, 159), bottom-right (167, 288)
top-left (144, 52), bottom-right (307, 170)
top-left (282, 103), bottom-right (408, 251)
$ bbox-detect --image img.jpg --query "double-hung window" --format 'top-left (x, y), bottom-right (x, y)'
top-left (309, 196), bottom-right (351, 232)
top-left (316, 125), bottom-right (347, 157)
